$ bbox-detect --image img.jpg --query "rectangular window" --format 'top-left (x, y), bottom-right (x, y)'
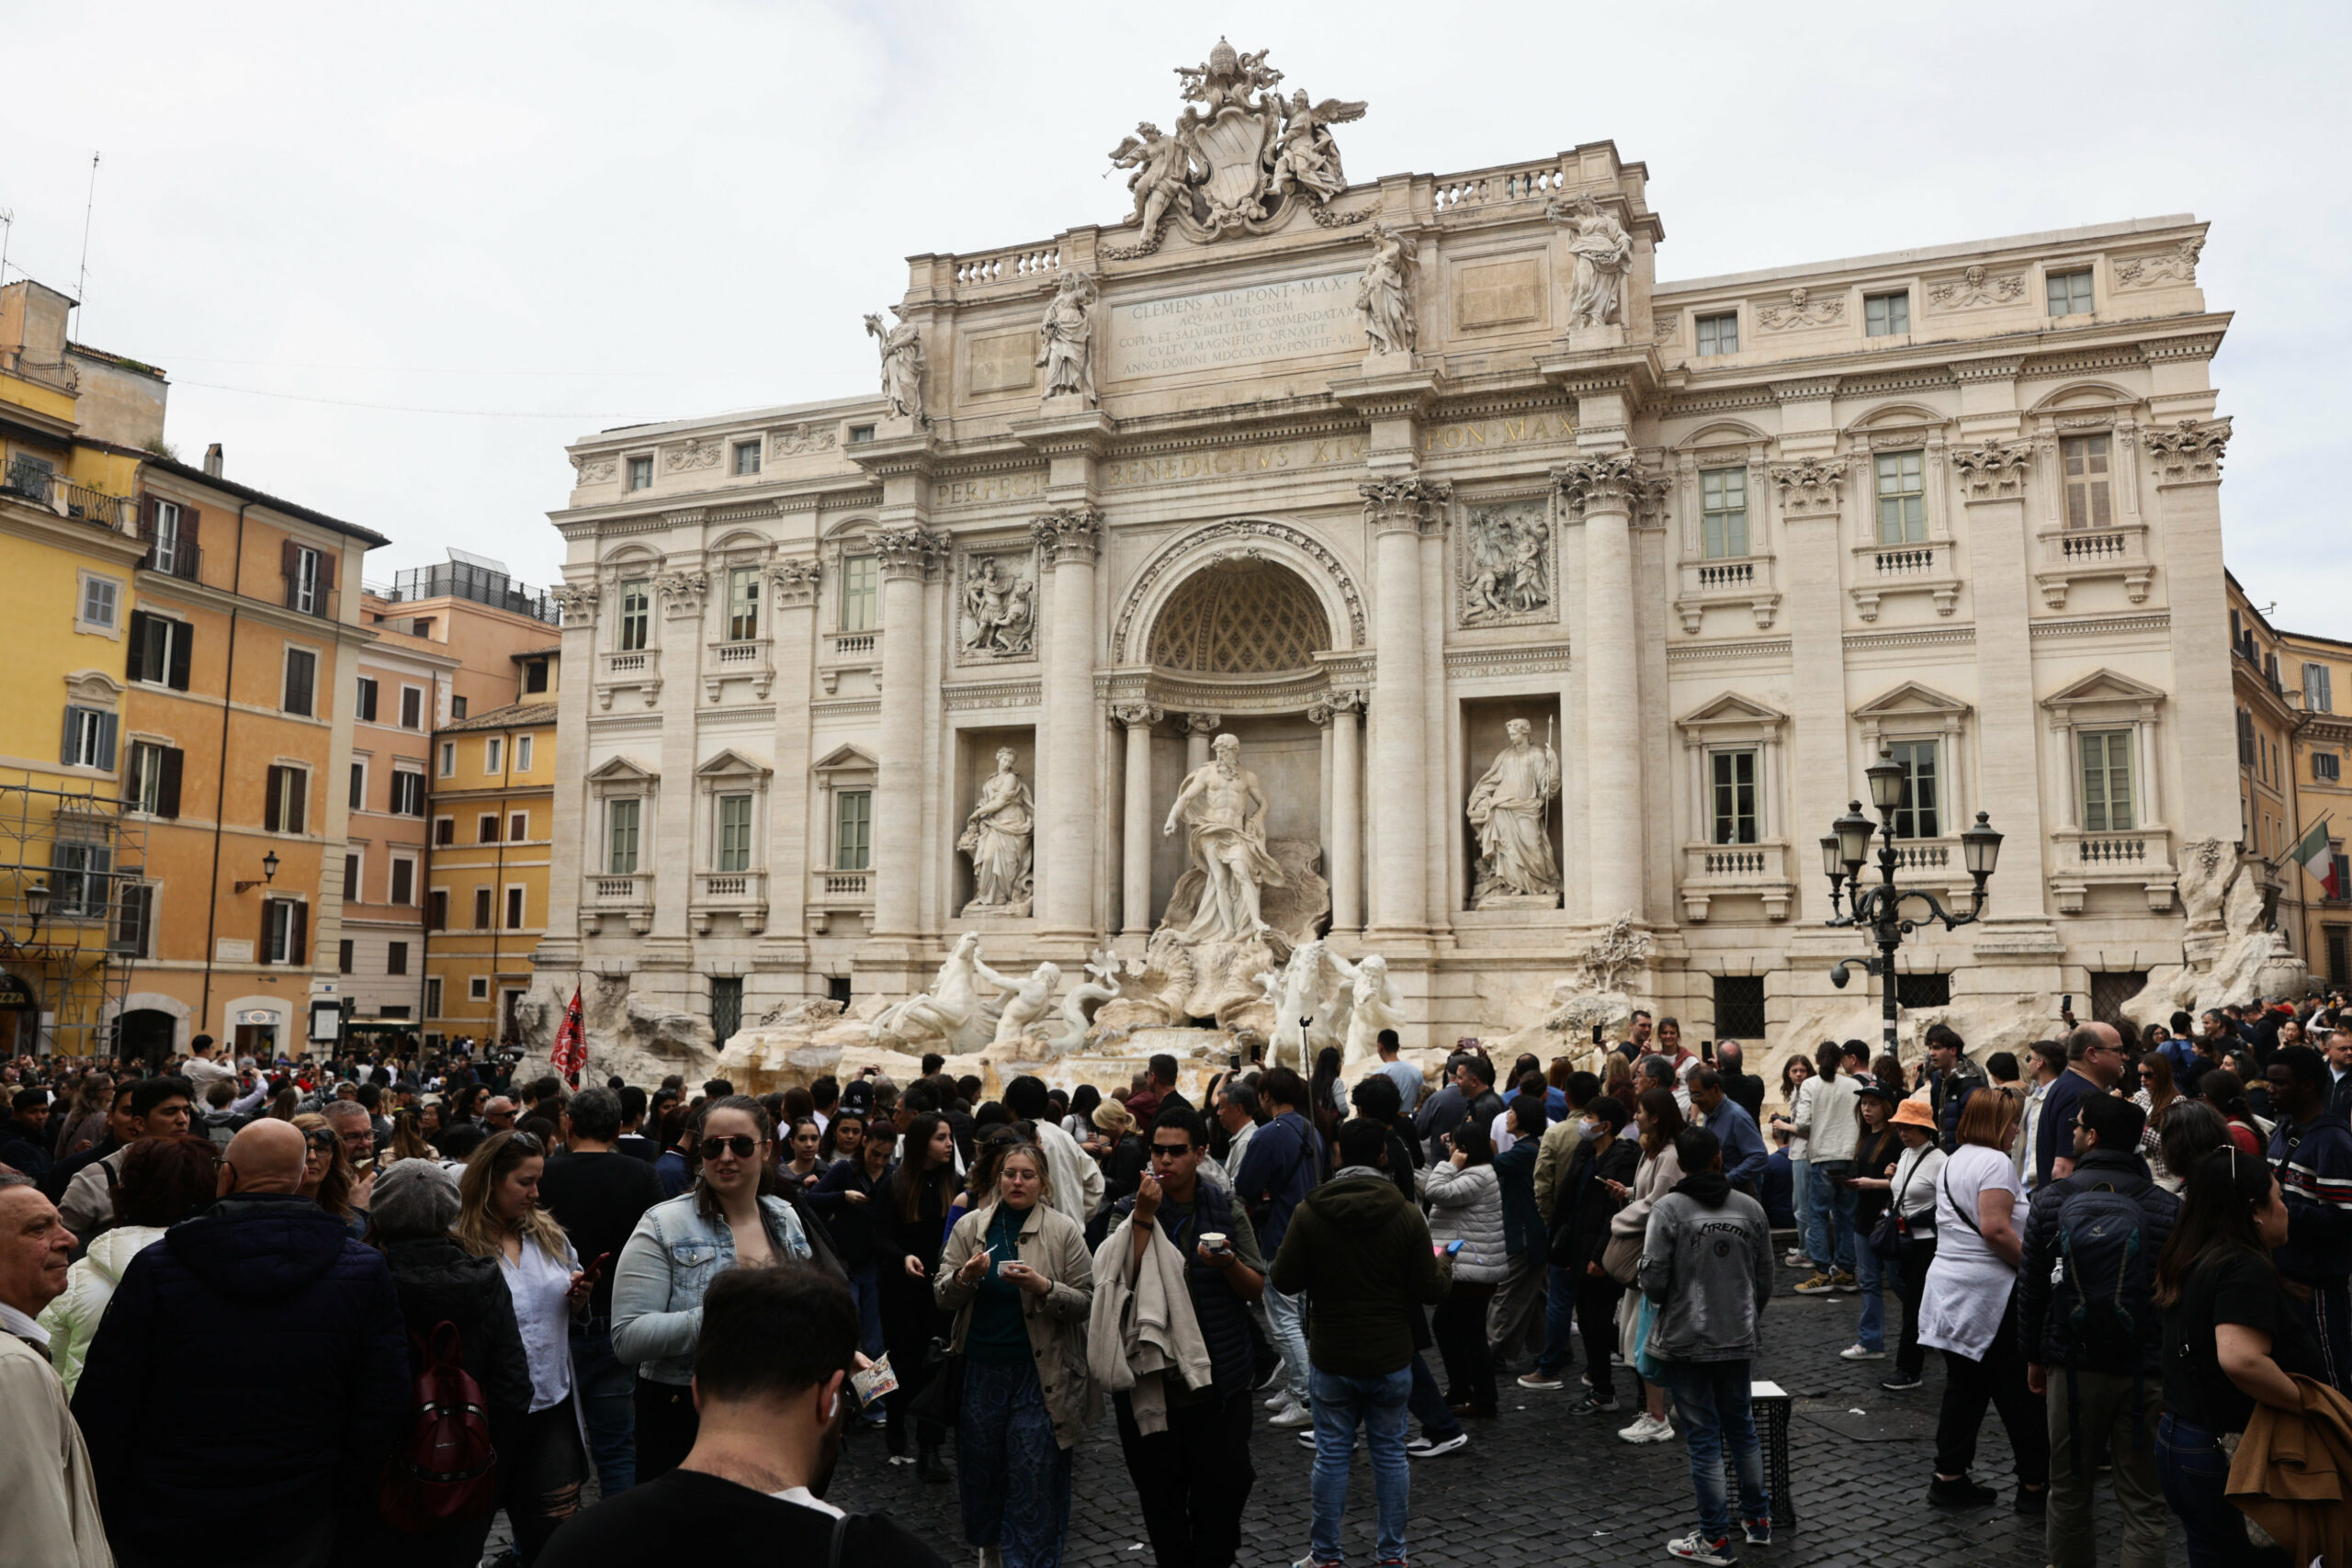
top-left (1695, 311), bottom-right (1738, 356)
top-left (387, 941), bottom-right (409, 976)
top-left (479, 814), bottom-right (500, 843)
top-left (505, 886), bottom-right (525, 930)
top-left (126, 612), bottom-right (192, 690)
top-left (2317, 752), bottom-right (2342, 784)
top-left (608, 798), bottom-right (641, 874)
top-left (473, 886), bottom-right (493, 928)
top-left (718, 793), bottom-right (752, 872)
top-left (2047, 268), bottom-right (2095, 318)
top-left (51, 841), bottom-right (112, 919)
top-left (628, 456), bottom-right (653, 491)
top-left (62, 706), bottom-right (118, 771)
top-left (390, 858), bottom-right (414, 906)
top-left (728, 567), bottom-right (760, 641)
top-left (848, 424), bottom-right (876, 445)
top-left (2079, 728), bottom-right (2135, 833)
top-left (710, 976), bottom-right (743, 1043)
top-left (112, 882), bottom-right (152, 958)
top-left (450, 695), bottom-right (466, 719)
top-left (438, 741), bottom-right (456, 777)
top-left (1709, 750), bottom-right (1759, 846)
top-left (390, 771), bottom-right (425, 816)
top-left (2329, 928), bottom-right (2349, 983)
top-left (470, 976), bottom-right (490, 1000)
top-left (524, 660), bottom-right (548, 694)
top-left (835, 789), bottom-right (872, 871)
top-left (348, 761), bottom-right (366, 810)
top-left (619, 580), bottom-right (651, 651)
top-left (1713, 976), bottom-right (1765, 1039)
top-left (265, 765), bottom-right (308, 834)
top-left (510, 810), bottom-right (528, 841)
top-left (1874, 451), bottom-right (1927, 546)
top-left (80, 573), bottom-right (120, 631)
top-left (515, 735), bottom-right (534, 772)
top-left (261, 898), bottom-right (306, 965)
top-left (1887, 739), bottom-right (1940, 839)
top-left (1895, 972), bottom-right (1952, 1009)
top-left (127, 741), bottom-right (182, 817)
top-left (733, 441), bottom-right (762, 477)
top-left (282, 648), bottom-right (317, 716)
top-left (484, 738), bottom-right (503, 774)
top-left (2306, 663), bottom-right (2335, 714)
top-left (424, 977), bottom-right (443, 1017)
top-left (151, 501), bottom-right (183, 576)
top-left (2238, 707), bottom-right (2256, 766)
top-left (1863, 291), bottom-right (1910, 337)
top-left (426, 889), bottom-right (447, 931)
top-left (338, 939), bottom-right (355, 976)
top-left (2061, 434), bottom-right (2113, 530)
top-left (2336, 856), bottom-right (2352, 903)
top-left (400, 686), bottom-right (424, 729)
top-left (1699, 468), bottom-right (1748, 559)
top-left (343, 852), bottom-right (360, 901)
top-left (840, 554), bottom-right (878, 632)
top-left (288, 546), bottom-right (322, 615)
top-left (433, 816), bottom-right (455, 847)
top-left (356, 678), bottom-right (379, 722)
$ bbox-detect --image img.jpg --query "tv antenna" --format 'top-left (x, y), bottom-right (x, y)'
top-left (75, 152), bottom-right (100, 330)
top-left (0, 208), bottom-right (14, 287)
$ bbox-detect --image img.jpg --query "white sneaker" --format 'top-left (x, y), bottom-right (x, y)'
top-left (1269, 1401), bottom-right (1315, 1429)
top-left (1840, 1343), bottom-right (1887, 1360)
top-left (1265, 1391), bottom-right (1295, 1411)
top-left (1617, 1412), bottom-right (1676, 1444)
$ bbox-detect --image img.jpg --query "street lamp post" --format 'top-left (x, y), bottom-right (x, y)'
top-left (1820, 752), bottom-right (2004, 1059)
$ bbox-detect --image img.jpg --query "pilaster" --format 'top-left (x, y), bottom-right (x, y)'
top-left (2146, 418), bottom-right (2240, 880)
top-left (1362, 474), bottom-right (1449, 941)
top-left (763, 552), bottom-right (821, 967)
top-left (1035, 505), bottom-right (1105, 947)
top-left (1770, 456), bottom-right (1854, 918)
top-left (1952, 436), bottom-right (2050, 918)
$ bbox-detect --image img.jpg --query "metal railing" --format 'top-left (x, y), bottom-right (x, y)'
top-left (384, 562), bottom-right (560, 625)
top-left (2, 458), bottom-right (135, 531)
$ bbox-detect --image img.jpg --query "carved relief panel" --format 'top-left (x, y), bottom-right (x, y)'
top-left (1453, 497), bottom-right (1555, 629)
top-left (956, 547), bottom-right (1040, 664)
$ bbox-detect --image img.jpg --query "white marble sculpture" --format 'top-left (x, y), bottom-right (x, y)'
top-left (1357, 222), bottom-right (1417, 355)
top-left (1041, 952), bottom-right (1123, 1058)
top-left (1162, 731), bottom-right (1283, 942)
top-left (1341, 953), bottom-right (1405, 1069)
top-left (1467, 718), bottom-right (1562, 906)
top-left (1551, 194), bottom-right (1633, 329)
top-left (869, 932), bottom-right (999, 1052)
top-left (1036, 271), bottom-right (1098, 404)
top-left (864, 310), bottom-right (924, 420)
top-left (982, 958), bottom-right (1061, 1051)
top-left (1109, 122), bottom-right (1200, 235)
top-left (1461, 503), bottom-right (1550, 620)
top-left (1269, 89), bottom-right (1363, 203)
top-left (1266, 941), bottom-right (1351, 1073)
top-left (957, 750), bottom-right (1035, 916)
top-left (962, 557), bottom-right (1035, 658)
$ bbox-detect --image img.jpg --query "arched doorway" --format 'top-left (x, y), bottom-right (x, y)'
top-left (0, 972), bottom-right (40, 1055)
top-left (117, 1009), bottom-right (176, 1068)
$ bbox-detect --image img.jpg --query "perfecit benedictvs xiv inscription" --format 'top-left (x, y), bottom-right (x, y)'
top-left (1107, 274), bottom-right (1360, 380)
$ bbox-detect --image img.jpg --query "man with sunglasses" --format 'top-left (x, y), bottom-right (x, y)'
top-left (2041, 1023), bottom-right (2124, 1188)
top-left (1098, 1106), bottom-right (1265, 1568)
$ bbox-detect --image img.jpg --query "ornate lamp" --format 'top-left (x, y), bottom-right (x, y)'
top-left (1834, 802), bottom-right (1876, 871)
top-left (1865, 753), bottom-right (1908, 815)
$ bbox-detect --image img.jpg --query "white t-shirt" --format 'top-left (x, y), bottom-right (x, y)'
top-left (501, 1237), bottom-right (580, 1413)
top-left (1917, 1143), bottom-right (2023, 1360)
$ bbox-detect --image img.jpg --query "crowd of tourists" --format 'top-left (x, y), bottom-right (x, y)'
top-left (2, 995), bottom-right (2349, 1568)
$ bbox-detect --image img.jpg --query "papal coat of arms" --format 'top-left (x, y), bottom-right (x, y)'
top-left (1105, 39), bottom-right (1368, 255)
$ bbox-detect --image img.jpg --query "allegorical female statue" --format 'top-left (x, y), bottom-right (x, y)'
top-left (1036, 271), bottom-right (1098, 403)
top-left (1467, 718), bottom-right (1561, 905)
top-left (864, 310), bottom-right (925, 419)
top-left (1356, 222), bottom-right (1417, 355)
top-left (958, 749), bottom-right (1035, 915)
top-left (1552, 193), bottom-right (1633, 329)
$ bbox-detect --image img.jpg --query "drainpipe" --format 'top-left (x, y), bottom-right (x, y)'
top-left (197, 499), bottom-right (253, 1043)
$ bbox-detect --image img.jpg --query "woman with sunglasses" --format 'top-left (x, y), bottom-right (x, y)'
top-left (290, 1111), bottom-right (364, 1237)
top-left (611, 1094), bottom-right (813, 1483)
top-left (935, 1140), bottom-right (1096, 1568)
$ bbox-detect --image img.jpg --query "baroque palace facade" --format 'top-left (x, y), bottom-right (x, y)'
top-left (537, 44), bottom-right (2245, 1049)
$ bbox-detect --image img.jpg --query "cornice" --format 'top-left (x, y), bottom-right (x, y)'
top-left (2027, 611), bottom-right (2173, 639)
top-left (1664, 637), bottom-right (1792, 664)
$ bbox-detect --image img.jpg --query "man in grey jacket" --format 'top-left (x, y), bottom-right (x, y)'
top-left (1639, 1124), bottom-right (1776, 1565)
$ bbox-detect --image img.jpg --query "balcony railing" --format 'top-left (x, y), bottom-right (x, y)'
top-left (595, 649), bottom-right (662, 710)
top-left (2, 459), bottom-right (135, 533)
top-left (1674, 554), bottom-right (1780, 633)
top-left (704, 637), bottom-right (775, 701)
top-left (1679, 840), bottom-right (1792, 921)
top-left (2036, 524), bottom-right (2153, 609)
top-left (693, 870), bottom-right (767, 934)
top-left (582, 872), bottom-right (651, 936)
top-left (1849, 540), bottom-right (1961, 620)
top-left (813, 868), bottom-right (872, 899)
top-left (2050, 826), bottom-right (2177, 913)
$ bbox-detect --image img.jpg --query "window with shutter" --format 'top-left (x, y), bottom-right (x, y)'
top-left (284, 543), bottom-right (323, 615)
top-left (2079, 729), bottom-right (2135, 832)
top-left (510, 811), bottom-right (527, 841)
top-left (343, 852), bottom-right (360, 901)
top-left (400, 686), bottom-right (423, 729)
top-left (282, 649), bottom-right (317, 716)
top-left (2316, 752), bottom-right (2342, 784)
top-left (434, 816), bottom-right (454, 847)
top-left (387, 942), bottom-right (408, 976)
top-left (61, 707), bottom-right (118, 772)
top-left (128, 741), bottom-right (181, 816)
top-left (2060, 434), bottom-right (2113, 530)
top-left (2305, 663), bottom-right (2335, 714)
top-left (473, 886), bottom-right (493, 928)
top-left (113, 883), bottom-right (152, 957)
top-left (506, 886), bottom-right (525, 930)
top-left (338, 940), bottom-right (354, 975)
top-left (479, 814), bottom-right (499, 843)
top-left (156, 746), bottom-right (182, 818)
top-left (426, 890), bottom-right (447, 931)
top-left (356, 678), bottom-right (379, 722)
top-left (390, 858), bottom-right (414, 906)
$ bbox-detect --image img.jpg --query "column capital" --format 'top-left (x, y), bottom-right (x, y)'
top-left (1307, 689), bottom-right (1366, 725)
top-left (1179, 711), bottom-right (1221, 737)
top-left (1032, 505), bottom-right (1104, 569)
top-left (1111, 701), bottom-right (1161, 729)
top-left (1768, 457), bottom-right (1849, 518)
top-left (2144, 417), bottom-right (2232, 486)
top-left (655, 570), bottom-right (709, 618)
top-left (768, 557), bottom-right (821, 609)
top-left (874, 525), bottom-right (947, 581)
top-left (551, 581), bottom-right (598, 626)
top-left (1951, 437), bottom-right (2033, 503)
top-left (1360, 473), bottom-right (1452, 536)
top-left (1552, 452), bottom-right (1647, 515)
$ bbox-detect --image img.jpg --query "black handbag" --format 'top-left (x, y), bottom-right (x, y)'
top-left (1868, 1156), bottom-right (1922, 1261)
top-left (906, 1336), bottom-right (963, 1429)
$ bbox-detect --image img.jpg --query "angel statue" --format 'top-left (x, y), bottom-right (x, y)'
top-left (863, 310), bottom-right (924, 420)
top-left (1035, 270), bottom-right (1098, 403)
top-left (1267, 90), bottom-right (1365, 204)
top-left (1109, 121), bottom-right (1198, 234)
top-left (1548, 193), bottom-right (1634, 329)
top-left (1356, 222), bottom-right (1417, 355)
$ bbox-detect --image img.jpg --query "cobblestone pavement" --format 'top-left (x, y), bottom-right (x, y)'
top-left (828, 1269), bottom-right (2192, 1568)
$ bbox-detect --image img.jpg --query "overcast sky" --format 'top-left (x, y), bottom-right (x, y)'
top-left (7, 1), bottom-right (2346, 624)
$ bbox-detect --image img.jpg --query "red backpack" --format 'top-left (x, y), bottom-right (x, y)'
top-left (377, 1321), bottom-right (501, 1532)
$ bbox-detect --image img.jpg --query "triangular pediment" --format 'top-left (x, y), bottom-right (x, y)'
top-left (1853, 680), bottom-right (1971, 719)
top-left (695, 747), bottom-right (772, 780)
top-left (585, 754), bottom-right (657, 784)
top-left (811, 743), bottom-right (879, 774)
top-left (2041, 668), bottom-right (2167, 709)
top-left (1677, 691), bottom-right (1788, 729)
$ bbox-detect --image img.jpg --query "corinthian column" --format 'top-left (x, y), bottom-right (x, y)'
top-left (871, 526), bottom-right (942, 941)
top-left (1361, 476), bottom-right (1450, 939)
top-left (1953, 436), bottom-right (2048, 905)
top-left (1313, 690), bottom-right (1364, 937)
top-left (1557, 456), bottom-right (1645, 921)
top-left (1114, 702), bottom-right (1161, 936)
top-left (1035, 506), bottom-right (1103, 942)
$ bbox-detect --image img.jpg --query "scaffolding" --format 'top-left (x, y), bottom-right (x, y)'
top-left (0, 775), bottom-right (147, 1056)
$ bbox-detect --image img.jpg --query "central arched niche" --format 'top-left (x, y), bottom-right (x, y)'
top-left (1147, 558), bottom-right (1331, 676)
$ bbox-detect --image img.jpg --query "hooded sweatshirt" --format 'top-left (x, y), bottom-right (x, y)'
top-left (37, 1224), bottom-right (166, 1395)
top-left (1269, 1165), bottom-right (1453, 1378)
top-left (1637, 1169), bottom-right (1775, 1363)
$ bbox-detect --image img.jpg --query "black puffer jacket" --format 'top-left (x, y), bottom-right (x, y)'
top-left (378, 1235), bottom-right (534, 1417)
top-left (73, 1193), bottom-right (407, 1564)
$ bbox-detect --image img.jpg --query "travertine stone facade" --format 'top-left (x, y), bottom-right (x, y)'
top-left (537, 78), bottom-right (2241, 1049)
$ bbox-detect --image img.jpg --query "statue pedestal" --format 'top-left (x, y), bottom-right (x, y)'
top-left (1472, 890), bottom-right (1563, 911)
top-left (1567, 321), bottom-right (1627, 353)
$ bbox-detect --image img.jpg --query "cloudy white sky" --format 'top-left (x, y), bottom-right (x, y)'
top-left (7, 1), bottom-right (2347, 623)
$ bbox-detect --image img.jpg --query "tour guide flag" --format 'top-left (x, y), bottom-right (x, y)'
top-left (552, 987), bottom-right (587, 1087)
top-left (2292, 817), bottom-right (2340, 899)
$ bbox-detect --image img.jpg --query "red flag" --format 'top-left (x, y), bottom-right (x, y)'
top-left (551, 987), bottom-right (586, 1089)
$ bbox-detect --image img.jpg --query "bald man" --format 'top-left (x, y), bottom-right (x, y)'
top-left (2042, 1021), bottom-right (2125, 1188)
top-left (71, 1118), bottom-right (405, 1568)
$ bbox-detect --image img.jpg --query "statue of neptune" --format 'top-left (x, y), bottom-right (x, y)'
top-left (1161, 732), bottom-right (1284, 942)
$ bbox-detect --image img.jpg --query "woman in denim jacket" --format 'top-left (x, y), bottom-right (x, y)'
top-left (611, 1095), bottom-right (811, 1481)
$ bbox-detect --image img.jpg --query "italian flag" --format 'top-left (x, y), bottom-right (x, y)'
top-left (2292, 818), bottom-right (2339, 898)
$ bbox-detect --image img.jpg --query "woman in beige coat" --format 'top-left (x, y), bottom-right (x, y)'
top-left (1610, 1086), bottom-right (1687, 1446)
top-left (934, 1141), bottom-right (1096, 1568)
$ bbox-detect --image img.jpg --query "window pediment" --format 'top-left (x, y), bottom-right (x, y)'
top-left (812, 743), bottom-right (878, 776)
top-left (1853, 680), bottom-right (1971, 721)
top-left (1676, 692), bottom-right (1787, 744)
top-left (695, 747), bottom-right (773, 781)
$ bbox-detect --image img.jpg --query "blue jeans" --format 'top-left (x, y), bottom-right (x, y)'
top-left (1536, 1262), bottom-right (1579, 1376)
top-left (570, 1324), bottom-right (636, 1496)
top-left (959, 1357), bottom-right (1073, 1568)
top-left (2155, 1413), bottom-right (2286, 1568)
top-left (1308, 1364), bottom-right (1411, 1565)
top-left (1853, 1237), bottom-right (1886, 1351)
top-left (847, 1259), bottom-right (886, 1359)
top-left (1806, 1159), bottom-right (1857, 1273)
top-left (1788, 1158), bottom-right (1814, 1259)
top-left (1659, 1359), bottom-right (1768, 1541)
top-left (1265, 1286), bottom-right (1313, 1406)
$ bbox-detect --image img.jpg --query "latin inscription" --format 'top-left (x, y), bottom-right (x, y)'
top-left (1420, 410), bottom-right (1576, 455)
top-left (933, 471), bottom-right (1047, 508)
top-left (1107, 274), bottom-right (1360, 380)
top-left (1102, 434), bottom-right (1370, 491)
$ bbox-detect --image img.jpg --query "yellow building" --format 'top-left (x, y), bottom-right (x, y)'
top-left (2278, 626), bottom-right (2352, 986)
top-left (424, 649), bottom-right (560, 1048)
top-left (2225, 574), bottom-right (2301, 955)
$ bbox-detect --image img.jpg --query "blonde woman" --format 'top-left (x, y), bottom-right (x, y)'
top-left (935, 1141), bottom-right (1096, 1568)
top-left (455, 1129), bottom-right (592, 1562)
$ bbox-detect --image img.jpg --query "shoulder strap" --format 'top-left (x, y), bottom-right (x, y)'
top-left (828, 1512), bottom-right (851, 1568)
top-left (1940, 1166), bottom-right (1984, 1237)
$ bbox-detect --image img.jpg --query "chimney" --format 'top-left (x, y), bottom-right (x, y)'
top-left (202, 443), bottom-right (223, 478)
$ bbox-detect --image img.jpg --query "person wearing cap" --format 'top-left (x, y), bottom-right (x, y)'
top-left (0, 1088), bottom-right (53, 1183)
top-left (1872, 1097), bottom-right (1946, 1392)
top-left (1839, 1084), bottom-right (1906, 1363)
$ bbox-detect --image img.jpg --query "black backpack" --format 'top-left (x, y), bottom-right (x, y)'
top-left (2051, 1179), bottom-right (2155, 1472)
